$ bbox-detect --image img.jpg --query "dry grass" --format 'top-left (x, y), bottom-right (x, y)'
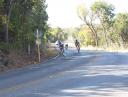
top-left (45, 47), bottom-right (59, 58)
top-left (0, 47), bottom-right (59, 72)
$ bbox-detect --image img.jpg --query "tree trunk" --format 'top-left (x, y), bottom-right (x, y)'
top-left (102, 23), bottom-right (109, 48)
top-left (97, 14), bottom-right (109, 48)
top-left (86, 23), bottom-right (98, 47)
top-left (4, 0), bottom-right (14, 43)
top-left (90, 23), bottom-right (98, 47)
top-left (5, 22), bottom-right (9, 43)
top-left (94, 33), bottom-right (98, 47)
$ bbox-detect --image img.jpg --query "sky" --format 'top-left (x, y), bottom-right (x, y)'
top-left (46, 0), bottom-right (128, 28)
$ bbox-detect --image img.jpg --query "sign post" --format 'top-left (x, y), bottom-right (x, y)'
top-left (35, 29), bottom-right (42, 62)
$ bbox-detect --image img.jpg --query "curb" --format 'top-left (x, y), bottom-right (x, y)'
top-left (39, 53), bottom-right (60, 64)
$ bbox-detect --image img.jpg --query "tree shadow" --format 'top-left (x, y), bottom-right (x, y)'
top-left (38, 51), bottom-right (128, 97)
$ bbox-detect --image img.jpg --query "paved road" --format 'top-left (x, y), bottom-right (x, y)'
top-left (0, 49), bottom-right (128, 97)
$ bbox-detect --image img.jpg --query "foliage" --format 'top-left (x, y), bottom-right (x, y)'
top-left (76, 1), bottom-right (128, 48)
top-left (114, 13), bottom-right (128, 46)
top-left (78, 26), bottom-right (95, 46)
top-left (48, 27), bottom-right (68, 42)
top-left (77, 4), bottom-right (99, 46)
top-left (91, 1), bottom-right (115, 28)
top-left (91, 1), bottom-right (115, 47)
top-left (0, 0), bottom-right (48, 53)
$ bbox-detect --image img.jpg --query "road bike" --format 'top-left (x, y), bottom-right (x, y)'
top-left (59, 44), bottom-right (64, 56)
top-left (76, 45), bottom-right (80, 53)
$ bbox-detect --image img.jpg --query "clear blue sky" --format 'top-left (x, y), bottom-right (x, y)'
top-left (46, 0), bottom-right (128, 28)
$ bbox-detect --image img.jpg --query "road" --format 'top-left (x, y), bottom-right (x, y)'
top-left (0, 49), bottom-right (128, 97)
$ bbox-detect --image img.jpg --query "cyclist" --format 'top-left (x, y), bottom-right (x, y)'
top-left (55, 40), bottom-right (64, 55)
top-left (75, 39), bottom-right (80, 53)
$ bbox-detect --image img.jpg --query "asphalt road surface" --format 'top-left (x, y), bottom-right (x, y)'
top-left (0, 49), bottom-right (128, 97)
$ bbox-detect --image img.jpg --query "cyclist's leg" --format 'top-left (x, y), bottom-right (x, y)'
top-left (59, 46), bottom-right (62, 55)
top-left (78, 46), bottom-right (80, 53)
top-left (60, 45), bottom-right (64, 56)
top-left (62, 45), bottom-right (65, 56)
top-left (76, 45), bottom-right (80, 53)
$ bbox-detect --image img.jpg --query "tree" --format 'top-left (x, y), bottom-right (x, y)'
top-left (77, 4), bottom-right (99, 47)
top-left (48, 27), bottom-right (68, 42)
top-left (2, 0), bottom-right (17, 43)
top-left (78, 25), bottom-right (95, 46)
top-left (91, 1), bottom-right (115, 47)
top-left (114, 13), bottom-right (128, 47)
top-left (0, 0), bottom-right (48, 53)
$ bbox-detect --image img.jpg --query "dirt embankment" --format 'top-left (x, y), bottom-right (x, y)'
top-left (0, 47), bottom-right (59, 72)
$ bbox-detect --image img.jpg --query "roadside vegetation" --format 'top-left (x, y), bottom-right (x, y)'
top-left (0, 0), bottom-right (59, 71)
top-left (76, 1), bottom-right (128, 49)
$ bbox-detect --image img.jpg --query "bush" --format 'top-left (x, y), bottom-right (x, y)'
top-left (0, 42), bottom-right (9, 54)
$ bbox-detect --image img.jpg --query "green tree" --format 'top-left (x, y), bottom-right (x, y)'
top-left (91, 1), bottom-right (115, 47)
top-left (0, 0), bottom-right (48, 53)
top-left (77, 4), bottom-right (99, 46)
top-left (48, 27), bottom-right (68, 42)
top-left (78, 25), bottom-right (95, 46)
top-left (114, 13), bottom-right (128, 47)
top-left (1, 0), bottom-right (17, 43)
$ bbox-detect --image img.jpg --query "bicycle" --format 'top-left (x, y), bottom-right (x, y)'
top-left (76, 45), bottom-right (80, 53)
top-left (59, 44), bottom-right (64, 56)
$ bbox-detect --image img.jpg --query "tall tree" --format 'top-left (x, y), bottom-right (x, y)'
top-left (77, 4), bottom-right (99, 47)
top-left (0, 0), bottom-right (48, 52)
top-left (2, 0), bottom-right (16, 43)
top-left (91, 1), bottom-right (115, 47)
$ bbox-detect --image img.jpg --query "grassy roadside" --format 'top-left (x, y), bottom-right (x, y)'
top-left (0, 47), bottom-right (59, 73)
top-left (44, 47), bottom-right (59, 59)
